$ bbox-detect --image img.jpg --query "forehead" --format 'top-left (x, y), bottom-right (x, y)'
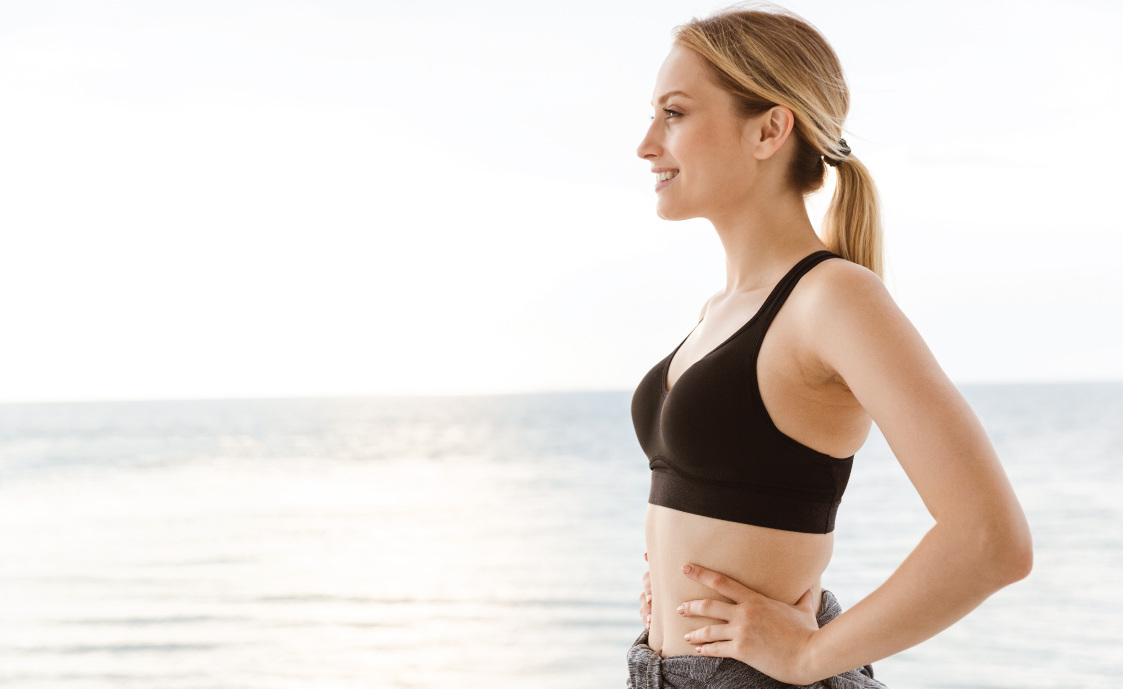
top-left (651, 44), bottom-right (719, 104)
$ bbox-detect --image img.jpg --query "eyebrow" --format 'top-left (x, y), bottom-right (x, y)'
top-left (653, 90), bottom-right (692, 106)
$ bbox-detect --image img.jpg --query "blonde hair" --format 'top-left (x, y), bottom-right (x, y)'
top-left (674, 2), bottom-right (884, 278)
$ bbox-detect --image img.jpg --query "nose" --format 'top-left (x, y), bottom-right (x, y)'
top-left (636, 118), bottom-right (661, 161)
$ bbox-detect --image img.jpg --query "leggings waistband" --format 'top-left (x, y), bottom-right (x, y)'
top-left (626, 589), bottom-right (886, 689)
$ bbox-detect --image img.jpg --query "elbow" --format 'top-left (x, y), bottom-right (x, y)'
top-left (997, 531), bottom-right (1033, 584)
top-left (979, 515), bottom-right (1034, 587)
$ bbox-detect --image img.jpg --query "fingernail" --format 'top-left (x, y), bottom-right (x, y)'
top-left (646, 594), bottom-right (651, 603)
top-left (682, 564), bottom-right (692, 574)
top-left (696, 646), bottom-right (702, 654)
top-left (677, 604), bottom-right (685, 615)
top-left (683, 633), bottom-right (690, 641)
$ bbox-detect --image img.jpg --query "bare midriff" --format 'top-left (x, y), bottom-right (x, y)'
top-left (645, 502), bottom-right (834, 658)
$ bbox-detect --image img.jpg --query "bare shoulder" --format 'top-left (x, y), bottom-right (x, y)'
top-left (797, 255), bottom-right (896, 320)
top-left (793, 257), bottom-right (958, 425)
top-left (789, 256), bottom-right (911, 355)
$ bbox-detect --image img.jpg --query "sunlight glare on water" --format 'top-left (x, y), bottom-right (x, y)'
top-left (0, 386), bottom-right (1120, 688)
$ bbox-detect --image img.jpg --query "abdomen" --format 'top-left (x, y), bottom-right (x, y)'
top-left (645, 503), bottom-right (834, 657)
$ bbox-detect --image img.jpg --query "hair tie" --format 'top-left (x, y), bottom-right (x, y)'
top-left (824, 138), bottom-right (850, 167)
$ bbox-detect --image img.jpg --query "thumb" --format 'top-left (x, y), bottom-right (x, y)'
top-left (795, 588), bottom-right (815, 613)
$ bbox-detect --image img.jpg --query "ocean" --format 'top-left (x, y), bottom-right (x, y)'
top-left (0, 384), bottom-right (1120, 688)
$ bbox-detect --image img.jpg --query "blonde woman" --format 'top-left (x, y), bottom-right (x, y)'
top-left (629, 4), bottom-right (1032, 687)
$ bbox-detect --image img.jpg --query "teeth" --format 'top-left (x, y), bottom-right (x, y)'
top-left (655, 170), bottom-right (679, 182)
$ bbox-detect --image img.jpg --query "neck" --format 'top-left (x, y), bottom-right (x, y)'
top-left (708, 187), bottom-right (827, 294)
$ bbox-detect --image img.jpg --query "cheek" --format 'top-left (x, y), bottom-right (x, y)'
top-left (674, 127), bottom-right (737, 189)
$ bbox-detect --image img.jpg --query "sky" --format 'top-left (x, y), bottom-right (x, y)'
top-left (1, 0), bottom-right (1121, 402)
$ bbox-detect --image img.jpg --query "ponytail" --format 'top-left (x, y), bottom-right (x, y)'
top-left (822, 156), bottom-right (884, 279)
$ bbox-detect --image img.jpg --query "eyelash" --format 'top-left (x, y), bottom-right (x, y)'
top-left (650, 108), bottom-right (683, 121)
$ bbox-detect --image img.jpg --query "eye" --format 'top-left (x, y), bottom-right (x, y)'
top-left (650, 108), bottom-right (683, 121)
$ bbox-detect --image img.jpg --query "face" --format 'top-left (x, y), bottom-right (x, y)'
top-left (636, 45), bottom-right (792, 221)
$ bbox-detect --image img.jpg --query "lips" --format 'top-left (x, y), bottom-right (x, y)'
top-left (652, 168), bottom-right (679, 192)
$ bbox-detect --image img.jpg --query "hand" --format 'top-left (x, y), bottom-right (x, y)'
top-left (678, 563), bottom-right (820, 685)
top-left (638, 551), bottom-right (651, 630)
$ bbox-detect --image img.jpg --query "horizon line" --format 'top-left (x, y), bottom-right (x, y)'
top-left (1, 379), bottom-right (1121, 407)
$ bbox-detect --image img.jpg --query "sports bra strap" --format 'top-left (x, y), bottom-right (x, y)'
top-left (751, 250), bottom-right (839, 351)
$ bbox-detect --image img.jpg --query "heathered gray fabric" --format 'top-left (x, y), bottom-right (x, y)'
top-left (626, 590), bottom-right (887, 689)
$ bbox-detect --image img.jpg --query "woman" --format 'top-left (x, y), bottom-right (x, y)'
top-left (628, 4), bottom-right (1033, 688)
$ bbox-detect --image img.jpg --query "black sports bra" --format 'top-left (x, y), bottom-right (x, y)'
top-left (630, 250), bottom-right (853, 534)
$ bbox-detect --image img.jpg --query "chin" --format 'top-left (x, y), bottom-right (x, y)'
top-left (655, 199), bottom-right (695, 222)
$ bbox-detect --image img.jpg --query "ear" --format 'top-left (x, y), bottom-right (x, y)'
top-left (747, 104), bottom-right (796, 161)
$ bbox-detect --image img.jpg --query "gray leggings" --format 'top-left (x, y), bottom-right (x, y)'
top-left (626, 590), bottom-right (887, 689)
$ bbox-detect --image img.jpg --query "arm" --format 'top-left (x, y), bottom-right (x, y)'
top-left (799, 263), bottom-right (1032, 678)
top-left (679, 262), bottom-right (1033, 683)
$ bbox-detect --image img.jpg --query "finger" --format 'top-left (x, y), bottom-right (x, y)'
top-left (643, 572), bottom-right (651, 603)
top-left (695, 640), bottom-right (737, 658)
top-left (683, 623), bottom-right (734, 645)
top-left (681, 564), bottom-right (753, 604)
top-left (677, 598), bottom-right (737, 621)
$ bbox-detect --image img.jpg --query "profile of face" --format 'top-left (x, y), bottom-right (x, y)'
top-left (636, 45), bottom-right (795, 222)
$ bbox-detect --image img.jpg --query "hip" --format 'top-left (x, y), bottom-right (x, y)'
top-left (626, 590), bottom-right (885, 689)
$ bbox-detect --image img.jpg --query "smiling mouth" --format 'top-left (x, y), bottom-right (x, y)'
top-left (655, 170), bottom-right (679, 182)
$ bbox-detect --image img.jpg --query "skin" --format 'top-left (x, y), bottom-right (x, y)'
top-left (634, 44), bottom-right (1033, 684)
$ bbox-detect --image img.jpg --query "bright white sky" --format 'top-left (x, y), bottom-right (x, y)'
top-left (1, 0), bottom-right (1120, 402)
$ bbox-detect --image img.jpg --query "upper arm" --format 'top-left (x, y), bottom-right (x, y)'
top-left (803, 262), bottom-right (1027, 535)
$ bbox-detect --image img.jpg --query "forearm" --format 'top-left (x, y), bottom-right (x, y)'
top-left (802, 518), bottom-right (1032, 682)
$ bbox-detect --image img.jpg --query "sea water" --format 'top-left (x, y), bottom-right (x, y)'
top-left (0, 384), bottom-right (1120, 688)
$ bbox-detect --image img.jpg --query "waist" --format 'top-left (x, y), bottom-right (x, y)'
top-left (644, 503), bottom-right (834, 658)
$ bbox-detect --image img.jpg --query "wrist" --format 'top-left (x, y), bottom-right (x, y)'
top-left (796, 629), bottom-right (826, 685)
